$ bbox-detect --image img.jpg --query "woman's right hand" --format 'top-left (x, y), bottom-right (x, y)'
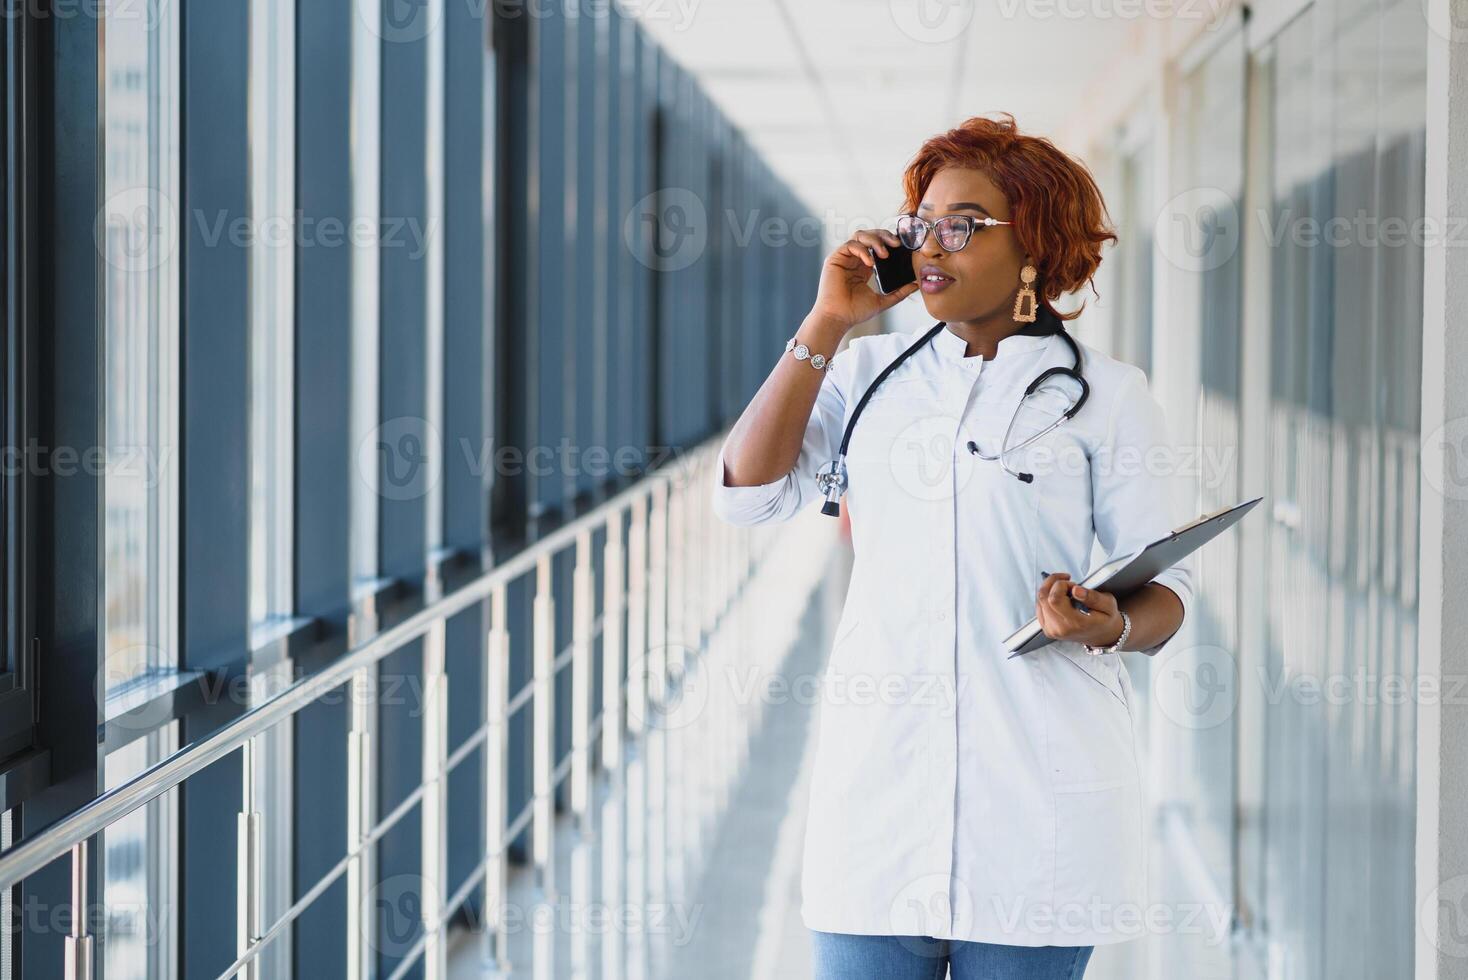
top-left (808, 228), bottom-right (920, 332)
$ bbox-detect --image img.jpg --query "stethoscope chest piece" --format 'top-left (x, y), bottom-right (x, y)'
top-left (817, 457), bottom-right (849, 517)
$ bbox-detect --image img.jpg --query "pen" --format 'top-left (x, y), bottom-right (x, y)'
top-left (1039, 570), bottom-right (1093, 614)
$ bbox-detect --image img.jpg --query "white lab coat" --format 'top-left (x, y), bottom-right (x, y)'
top-left (711, 323), bottom-right (1194, 947)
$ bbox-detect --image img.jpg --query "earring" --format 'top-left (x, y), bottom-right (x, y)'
top-left (1013, 264), bottom-right (1038, 323)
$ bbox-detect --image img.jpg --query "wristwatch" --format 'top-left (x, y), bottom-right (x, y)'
top-left (1085, 610), bottom-right (1131, 656)
top-left (785, 335), bottom-right (832, 371)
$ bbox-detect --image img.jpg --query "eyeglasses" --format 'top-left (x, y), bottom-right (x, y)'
top-left (895, 212), bottom-right (1013, 252)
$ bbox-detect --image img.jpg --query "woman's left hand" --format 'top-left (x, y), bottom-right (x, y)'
top-left (1035, 572), bottom-right (1125, 649)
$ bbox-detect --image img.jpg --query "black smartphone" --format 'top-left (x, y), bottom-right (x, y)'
top-left (872, 242), bottom-right (916, 294)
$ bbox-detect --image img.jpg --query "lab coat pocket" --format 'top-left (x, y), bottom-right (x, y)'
top-left (1044, 647), bottom-right (1136, 792)
top-left (1053, 781), bottom-right (1145, 918)
top-left (1056, 645), bottom-right (1127, 709)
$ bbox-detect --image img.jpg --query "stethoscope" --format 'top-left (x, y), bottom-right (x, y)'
top-left (817, 306), bottom-right (1089, 517)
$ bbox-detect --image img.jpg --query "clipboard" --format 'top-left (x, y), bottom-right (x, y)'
top-left (1004, 495), bottom-right (1264, 657)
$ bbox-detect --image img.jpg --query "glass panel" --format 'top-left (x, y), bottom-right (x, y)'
top-left (1254, 3), bottom-right (1425, 978)
top-left (101, 0), bottom-right (179, 692)
top-left (350, 0), bottom-right (382, 588)
top-left (248, 0), bottom-right (296, 625)
top-left (1, 11), bottom-right (9, 684)
top-left (102, 728), bottom-right (178, 980)
top-left (1259, 18), bottom-right (1327, 978)
top-left (0, 810), bottom-right (10, 980)
top-left (1117, 143), bottom-right (1154, 376)
top-left (424, 0), bottom-right (446, 555)
top-left (246, 2), bottom-right (298, 975)
top-left (1147, 27), bottom-right (1248, 980)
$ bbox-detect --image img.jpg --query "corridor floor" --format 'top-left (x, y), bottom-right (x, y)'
top-left (448, 541), bottom-right (853, 979)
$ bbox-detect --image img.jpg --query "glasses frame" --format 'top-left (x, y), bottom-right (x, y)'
top-left (895, 212), bottom-right (1013, 252)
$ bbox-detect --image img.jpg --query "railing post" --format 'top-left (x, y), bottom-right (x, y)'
top-left (601, 507), bottom-right (625, 771)
top-left (645, 479), bottom-right (670, 979)
top-left (571, 529), bottom-right (594, 830)
top-left (63, 841), bottom-right (93, 980)
top-left (237, 736), bottom-right (264, 980)
top-left (664, 477), bottom-right (686, 906)
top-left (667, 469), bottom-right (685, 676)
top-left (345, 662), bottom-right (376, 980)
top-left (626, 497), bottom-right (648, 738)
top-left (698, 449), bottom-right (715, 642)
top-left (482, 582), bottom-right (511, 975)
top-left (648, 481), bottom-right (669, 709)
top-left (421, 614), bottom-right (449, 980)
top-left (532, 553), bottom-right (557, 897)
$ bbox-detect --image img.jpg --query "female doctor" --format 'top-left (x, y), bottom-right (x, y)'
top-left (711, 115), bottom-right (1193, 980)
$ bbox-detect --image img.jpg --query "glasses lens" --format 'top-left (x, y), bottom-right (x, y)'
top-left (934, 215), bottom-right (972, 251)
top-left (895, 215), bottom-right (925, 250)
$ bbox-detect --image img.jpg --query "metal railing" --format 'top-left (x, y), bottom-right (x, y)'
top-left (0, 437), bottom-right (830, 980)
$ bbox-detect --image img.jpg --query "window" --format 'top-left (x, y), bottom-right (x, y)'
top-left (247, 0), bottom-right (298, 974)
top-left (249, 0), bottom-right (296, 628)
top-left (100, 2), bottom-right (182, 977)
top-left (102, 729), bottom-right (178, 980)
top-left (425, 0), bottom-right (446, 557)
top-left (350, 0), bottom-right (382, 591)
top-left (1244, 3), bottom-right (1425, 974)
top-left (0, 0), bottom-right (38, 760)
top-left (1115, 137), bottom-right (1154, 377)
top-left (100, 0), bottom-right (181, 695)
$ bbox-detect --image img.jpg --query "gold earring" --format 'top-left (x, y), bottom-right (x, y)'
top-left (1013, 264), bottom-right (1038, 323)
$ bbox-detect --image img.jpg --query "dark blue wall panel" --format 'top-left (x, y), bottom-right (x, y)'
top-left (292, 0), bottom-right (357, 974)
top-left (179, 0), bottom-right (253, 975)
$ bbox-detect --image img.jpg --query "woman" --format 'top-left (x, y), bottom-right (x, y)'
top-left (711, 114), bottom-right (1193, 979)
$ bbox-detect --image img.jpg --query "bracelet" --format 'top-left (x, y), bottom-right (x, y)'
top-left (1085, 610), bottom-right (1131, 655)
top-left (785, 335), bottom-right (834, 371)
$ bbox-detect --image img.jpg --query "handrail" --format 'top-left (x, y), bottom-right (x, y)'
top-left (0, 448), bottom-right (705, 893)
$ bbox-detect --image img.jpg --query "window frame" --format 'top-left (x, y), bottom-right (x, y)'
top-left (0, 0), bottom-right (39, 762)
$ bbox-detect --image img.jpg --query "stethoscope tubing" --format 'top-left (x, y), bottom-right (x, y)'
top-left (818, 314), bottom-right (1088, 513)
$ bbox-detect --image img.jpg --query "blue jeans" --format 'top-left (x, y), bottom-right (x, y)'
top-left (810, 930), bottom-right (1094, 980)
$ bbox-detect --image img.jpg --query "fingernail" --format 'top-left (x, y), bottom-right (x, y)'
top-left (1074, 587), bottom-right (1087, 597)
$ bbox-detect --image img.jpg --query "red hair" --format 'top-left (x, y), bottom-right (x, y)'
top-left (900, 113), bottom-right (1116, 320)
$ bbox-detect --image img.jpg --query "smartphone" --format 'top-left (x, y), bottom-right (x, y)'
top-left (871, 243), bottom-right (916, 294)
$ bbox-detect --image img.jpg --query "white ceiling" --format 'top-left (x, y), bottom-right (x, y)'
top-left (634, 0), bottom-right (1140, 237)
